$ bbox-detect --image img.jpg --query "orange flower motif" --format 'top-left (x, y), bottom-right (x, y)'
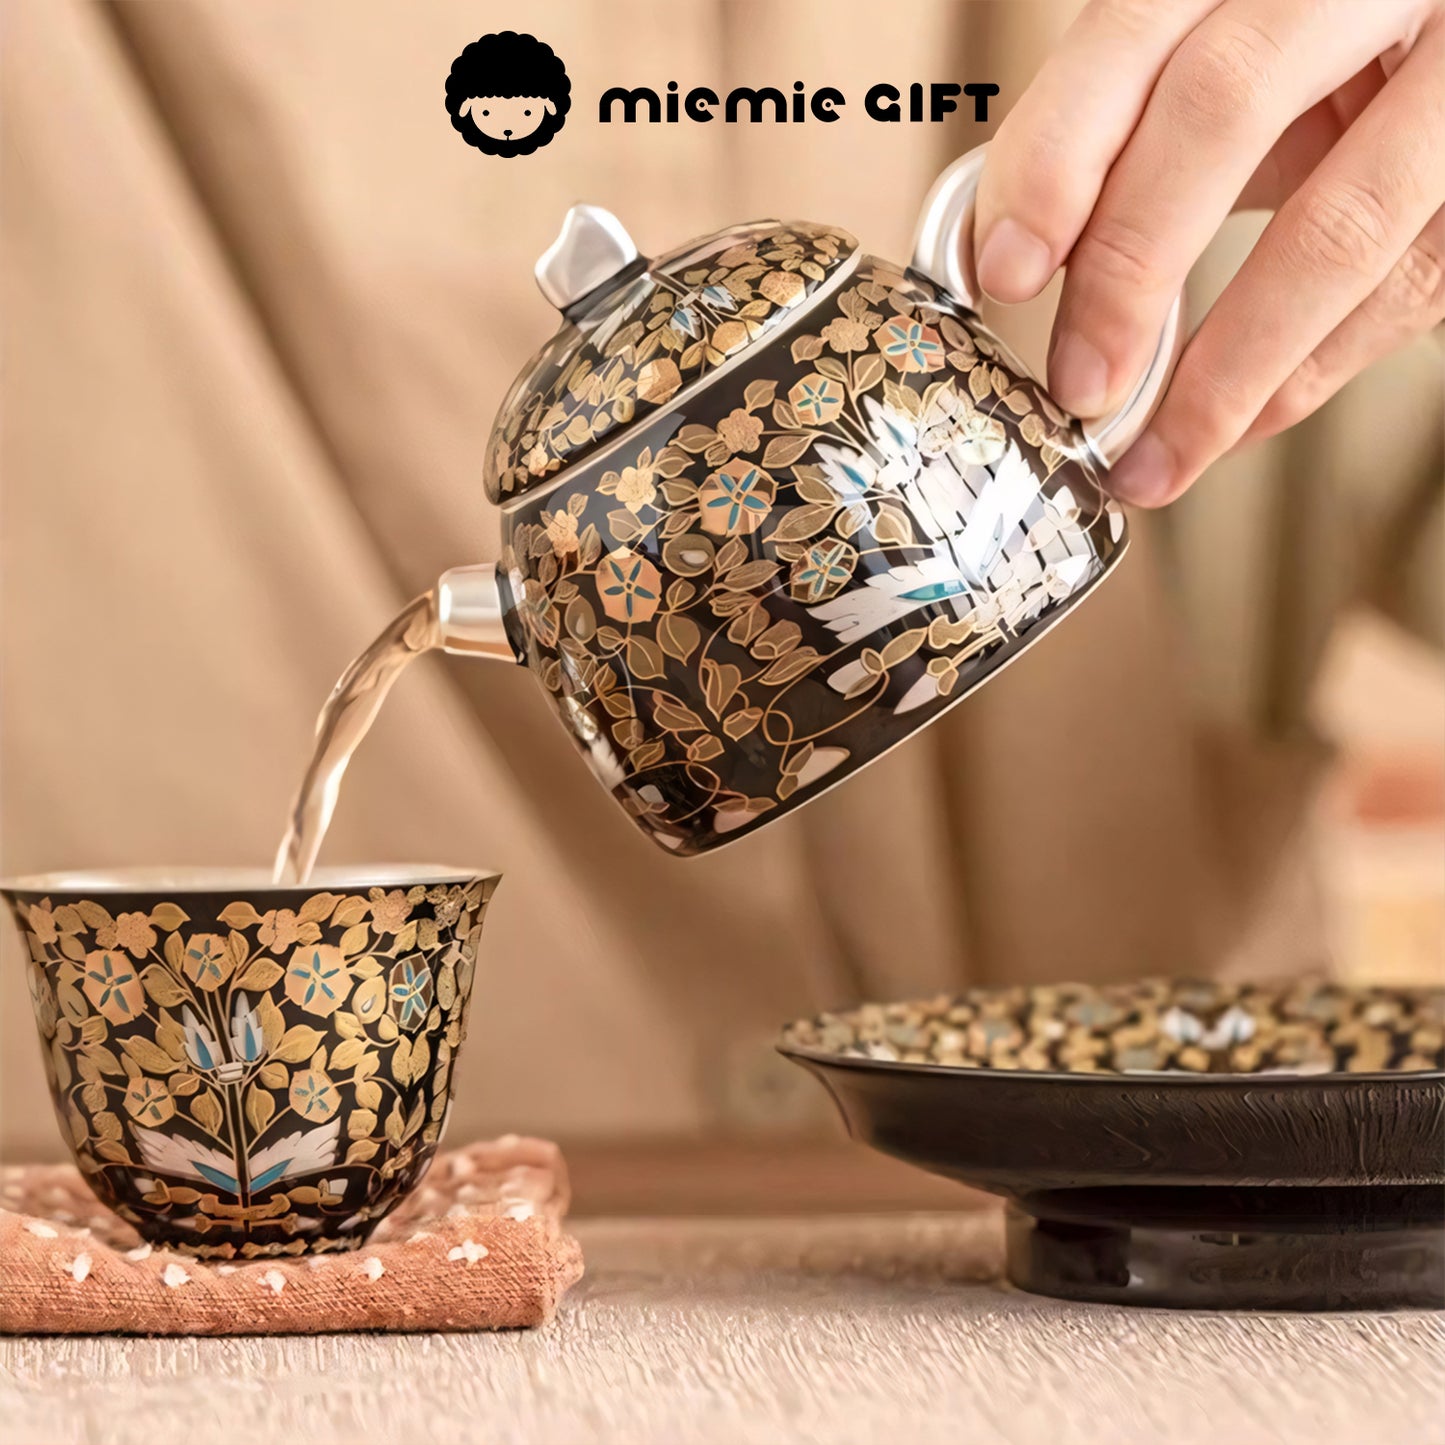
top-left (82, 950), bottom-right (145, 1024)
top-left (181, 933), bottom-right (232, 991)
top-left (637, 358), bottom-right (681, 404)
top-left (716, 408), bottom-right (763, 455)
top-left (614, 465), bottom-right (658, 514)
top-left (26, 903), bottom-right (59, 947)
top-left (699, 460), bottom-right (776, 536)
top-left (368, 889), bottom-right (413, 936)
top-left (788, 374), bottom-right (845, 427)
top-left (124, 1076), bottom-right (175, 1126)
top-left (289, 1068), bottom-right (339, 1122)
top-left (258, 908), bottom-right (303, 954)
top-left (875, 316), bottom-right (945, 373)
top-left (597, 549), bottom-right (662, 623)
top-left (284, 944), bottom-right (351, 1018)
top-left (544, 509), bottom-right (580, 558)
top-left (821, 315), bottom-right (870, 353)
top-left (113, 911), bottom-right (158, 959)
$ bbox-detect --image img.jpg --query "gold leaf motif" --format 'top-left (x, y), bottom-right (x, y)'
top-left (298, 892), bottom-right (341, 925)
top-left (237, 958), bottom-right (284, 990)
top-left (437, 964), bottom-right (457, 1011)
top-left (651, 692), bottom-right (706, 734)
top-left (761, 433), bottom-right (813, 469)
top-left (384, 1103), bottom-right (405, 1146)
top-left (148, 903), bottom-right (190, 932)
top-left (873, 505), bottom-right (916, 547)
top-left (853, 353), bottom-right (886, 393)
top-left (392, 1036), bottom-right (413, 1086)
top-left (657, 612), bottom-right (701, 663)
top-left (968, 365), bottom-right (992, 402)
top-left (770, 503), bottom-right (836, 543)
top-left (275, 1025), bottom-right (326, 1063)
top-left (259, 1061), bottom-right (288, 1090)
top-left (329, 1037), bottom-right (368, 1072)
top-left (626, 636), bottom-right (667, 680)
top-left (723, 708), bottom-right (763, 740)
top-left (790, 334), bottom-right (824, 363)
top-left (338, 924), bottom-right (370, 958)
top-left (880, 629), bottom-right (927, 668)
top-left (245, 1084), bottom-right (276, 1135)
top-left (721, 560), bottom-right (781, 592)
top-left (761, 647), bottom-right (825, 686)
top-left (88, 1046), bottom-right (124, 1077)
top-left (348, 1108), bottom-right (378, 1140)
top-left (259, 995), bottom-right (285, 1053)
top-left (169, 1071), bottom-right (201, 1096)
top-left (75, 900), bottom-right (114, 930)
top-left (218, 900), bottom-right (263, 929)
top-left (701, 659), bottom-right (743, 717)
top-left (394, 920), bottom-right (418, 953)
top-left (141, 965), bottom-right (188, 1008)
top-left (331, 897), bottom-right (369, 928)
top-left (191, 1090), bottom-right (223, 1135)
top-left (96, 1141), bottom-right (129, 1165)
top-left (743, 378), bottom-right (778, 411)
top-left (356, 1079), bottom-right (382, 1111)
top-left (333, 1010), bottom-right (361, 1039)
top-left (345, 1138), bottom-right (379, 1165)
top-left (687, 736), bottom-right (725, 763)
top-left (120, 1036), bottom-right (178, 1074)
top-left (58, 981), bottom-right (87, 1022)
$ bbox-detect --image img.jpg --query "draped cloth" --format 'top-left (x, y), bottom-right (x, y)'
top-left (3, 0), bottom-right (1440, 1155)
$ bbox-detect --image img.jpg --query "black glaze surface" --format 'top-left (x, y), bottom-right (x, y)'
top-left (783, 1049), bottom-right (1445, 1309)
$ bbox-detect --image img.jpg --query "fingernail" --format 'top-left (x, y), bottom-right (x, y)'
top-left (975, 218), bottom-right (1053, 302)
top-left (1106, 431), bottom-right (1174, 507)
top-left (1049, 331), bottom-right (1110, 417)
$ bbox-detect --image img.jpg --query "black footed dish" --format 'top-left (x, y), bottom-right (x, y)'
top-left (780, 980), bottom-right (1445, 1310)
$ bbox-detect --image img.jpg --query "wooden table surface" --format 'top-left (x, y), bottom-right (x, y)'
top-left (5, 1209), bottom-right (1443, 1445)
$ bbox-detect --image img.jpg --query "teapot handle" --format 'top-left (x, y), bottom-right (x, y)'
top-left (910, 143), bottom-right (1185, 469)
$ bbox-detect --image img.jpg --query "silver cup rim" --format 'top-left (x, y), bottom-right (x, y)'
top-left (0, 864), bottom-right (500, 895)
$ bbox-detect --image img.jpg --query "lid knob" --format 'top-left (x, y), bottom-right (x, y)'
top-left (535, 204), bottom-right (640, 312)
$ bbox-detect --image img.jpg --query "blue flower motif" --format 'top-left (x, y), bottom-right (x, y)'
top-left (388, 955), bottom-right (435, 1032)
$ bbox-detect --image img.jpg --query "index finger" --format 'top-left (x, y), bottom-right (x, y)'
top-left (973, 0), bottom-right (1219, 303)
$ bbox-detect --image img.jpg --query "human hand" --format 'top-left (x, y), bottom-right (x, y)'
top-left (973, 0), bottom-right (1445, 505)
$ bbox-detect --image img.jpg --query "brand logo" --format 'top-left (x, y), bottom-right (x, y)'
top-left (444, 31), bottom-right (571, 157)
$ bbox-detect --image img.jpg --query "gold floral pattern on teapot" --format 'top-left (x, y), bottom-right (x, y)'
top-left (497, 257), bottom-right (1124, 855)
top-left (486, 222), bottom-right (857, 501)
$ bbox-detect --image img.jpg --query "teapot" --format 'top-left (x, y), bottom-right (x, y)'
top-left (435, 144), bottom-right (1183, 855)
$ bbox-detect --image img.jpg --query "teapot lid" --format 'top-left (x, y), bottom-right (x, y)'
top-left (486, 207), bottom-right (858, 503)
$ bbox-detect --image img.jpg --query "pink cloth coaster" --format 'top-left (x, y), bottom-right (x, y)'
top-left (0, 1136), bottom-right (583, 1334)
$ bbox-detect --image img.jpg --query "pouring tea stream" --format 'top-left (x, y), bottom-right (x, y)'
top-left (275, 144), bottom-right (1183, 878)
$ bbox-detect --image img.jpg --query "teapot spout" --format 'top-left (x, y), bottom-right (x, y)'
top-left (435, 564), bottom-right (519, 661)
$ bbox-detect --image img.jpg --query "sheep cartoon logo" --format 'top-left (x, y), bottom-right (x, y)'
top-left (444, 32), bottom-right (571, 157)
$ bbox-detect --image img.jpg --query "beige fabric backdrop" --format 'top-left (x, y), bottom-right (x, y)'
top-left (3, 0), bottom-right (1440, 1158)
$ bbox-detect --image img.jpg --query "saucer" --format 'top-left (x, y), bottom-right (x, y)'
top-left (780, 980), bottom-right (1445, 1310)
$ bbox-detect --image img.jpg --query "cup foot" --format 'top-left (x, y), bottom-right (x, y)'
top-left (1005, 1187), bottom-right (1445, 1310)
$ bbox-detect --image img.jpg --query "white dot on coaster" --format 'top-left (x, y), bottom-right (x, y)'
top-left (362, 1257), bottom-right (385, 1282)
top-left (162, 1263), bottom-right (190, 1288)
top-left (24, 1221), bottom-right (58, 1239)
top-left (503, 1202), bottom-right (535, 1221)
top-left (125, 1243), bottom-right (152, 1262)
top-left (68, 1254), bottom-right (92, 1283)
top-left (216, 1265), bottom-right (238, 1276)
top-left (260, 1269), bottom-right (287, 1295)
top-left (447, 1239), bottom-right (489, 1265)
top-left (406, 1230), bottom-right (433, 1244)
